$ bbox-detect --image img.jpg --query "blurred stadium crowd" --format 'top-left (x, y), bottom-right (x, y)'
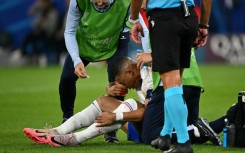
top-left (0, 0), bottom-right (244, 67)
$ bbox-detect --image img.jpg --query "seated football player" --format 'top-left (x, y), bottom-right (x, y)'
top-left (23, 57), bottom-right (145, 147)
top-left (23, 57), bottom-right (222, 147)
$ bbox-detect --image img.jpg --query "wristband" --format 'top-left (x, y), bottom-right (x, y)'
top-left (128, 16), bottom-right (139, 25)
top-left (199, 23), bottom-right (209, 29)
top-left (115, 112), bottom-right (123, 121)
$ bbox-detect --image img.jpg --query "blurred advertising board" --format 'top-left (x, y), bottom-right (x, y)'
top-left (206, 34), bottom-right (245, 65)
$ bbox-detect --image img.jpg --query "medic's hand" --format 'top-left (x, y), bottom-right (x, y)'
top-left (74, 63), bottom-right (89, 78)
top-left (136, 52), bottom-right (152, 69)
top-left (131, 23), bottom-right (144, 45)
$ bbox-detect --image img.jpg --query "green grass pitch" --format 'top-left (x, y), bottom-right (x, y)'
top-left (0, 64), bottom-right (245, 153)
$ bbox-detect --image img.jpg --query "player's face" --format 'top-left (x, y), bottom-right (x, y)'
top-left (116, 68), bottom-right (141, 89)
top-left (92, 0), bottom-right (109, 9)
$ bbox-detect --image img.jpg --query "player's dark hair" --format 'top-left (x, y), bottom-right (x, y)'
top-left (111, 56), bottom-right (130, 80)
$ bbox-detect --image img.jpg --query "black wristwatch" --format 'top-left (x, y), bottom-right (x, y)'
top-left (199, 23), bottom-right (209, 29)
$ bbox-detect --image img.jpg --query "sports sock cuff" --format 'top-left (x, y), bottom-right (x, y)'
top-left (92, 100), bottom-right (102, 113)
top-left (164, 86), bottom-right (183, 99)
top-left (124, 99), bottom-right (138, 111)
top-left (113, 99), bottom-right (137, 114)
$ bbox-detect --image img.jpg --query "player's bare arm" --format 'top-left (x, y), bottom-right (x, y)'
top-left (96, 106), bottom-right (145, 127)
top-left (195, 0), bottom-right (212, 48)
top-left (130, 0), bottom-right (144, 44)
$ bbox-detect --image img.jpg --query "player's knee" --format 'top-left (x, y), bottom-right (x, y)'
top-left (96, 95), bottom-right (107, 105)
top-left (96, 95), bottom-right (115, 108)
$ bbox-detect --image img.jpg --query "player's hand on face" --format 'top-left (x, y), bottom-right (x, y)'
top-left (74, 63), bottom-right (89, 78)
top-left (96, 112), bottom-right (116, 127)
top-left (136, 52), bottom-right (152, 69)
top-left (107, 82), bottom-right (128, 97)
top-left (131, 23), bottom-right (144, 45)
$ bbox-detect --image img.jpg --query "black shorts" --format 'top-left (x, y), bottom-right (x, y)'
top-left (148, 7), bottom-right (198, 73)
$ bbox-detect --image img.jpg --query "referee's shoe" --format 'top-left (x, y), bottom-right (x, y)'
top-left (193, 118), bottom-right (221, 145)
top-left (151, 135), bottom-right (171, 151)
top-left (151, 135), bottom-right (193, 153)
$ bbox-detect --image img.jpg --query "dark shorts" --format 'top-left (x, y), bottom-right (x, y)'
top-left (148, 7), bottom-right (198, 73)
